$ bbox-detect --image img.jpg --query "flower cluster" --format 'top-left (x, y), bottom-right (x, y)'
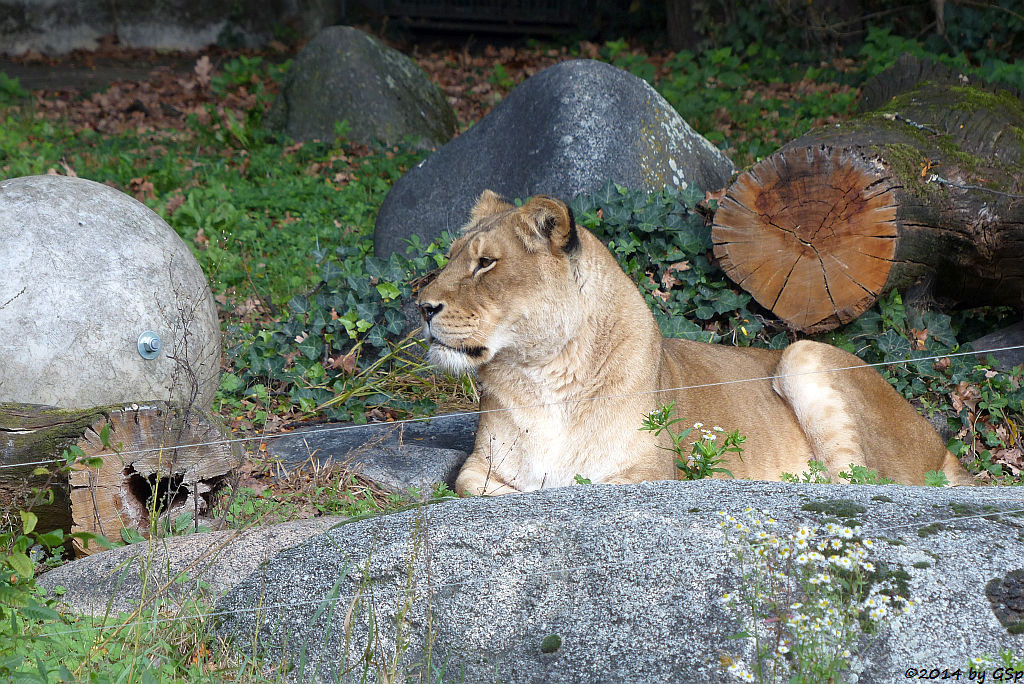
top-left (717, 508), bottom-right (912, 683)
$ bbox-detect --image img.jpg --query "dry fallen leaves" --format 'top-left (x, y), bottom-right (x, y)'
top-left (194, 55), bottom-right (213, 88)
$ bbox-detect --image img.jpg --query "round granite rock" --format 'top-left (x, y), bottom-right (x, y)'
top-left (373, 58), bottom-right (735, 258)
top-left (0, 175), bottom-right (221, 409)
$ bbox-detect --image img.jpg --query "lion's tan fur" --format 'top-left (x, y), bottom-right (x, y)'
top-left (417, 191), bottom-right (973, 495)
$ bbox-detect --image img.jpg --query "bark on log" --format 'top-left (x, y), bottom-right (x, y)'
top-left (0, 402), bottom-right (241, 555)
top-left (712, 54), bottom-right (1024, 333)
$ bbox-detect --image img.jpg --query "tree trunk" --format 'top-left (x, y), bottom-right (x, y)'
top-left (712, 54), bottom-right (1024, 333)
top-left (0, 402), bottom-right (241, 555)
top-left (665, 0), bottom-right (698, 52)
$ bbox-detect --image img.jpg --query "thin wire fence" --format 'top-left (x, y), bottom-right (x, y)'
top-left (4, 343), bottom-right (1023, 470)
top-left (11, 341), bottom-right (1024, 641)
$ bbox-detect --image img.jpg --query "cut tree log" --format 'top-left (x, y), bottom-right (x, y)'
top-left (712, 54), bottom-right (1024, 333)
top-left (0, 402), bottom-right (241, 555)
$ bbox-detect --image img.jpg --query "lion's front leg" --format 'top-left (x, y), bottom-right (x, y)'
top-left (455, 454), bottom-right (522, 496)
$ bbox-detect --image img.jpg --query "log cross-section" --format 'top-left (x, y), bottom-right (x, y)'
top-left (714, 146), bottom-right (900, 330)
top-left (712, 54), bottom-right (1024, 333)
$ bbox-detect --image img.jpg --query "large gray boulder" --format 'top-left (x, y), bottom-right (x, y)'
top-left (373, 59), bottom-right (736, 258)
top-left (266, 26), bottom-right (457, 148)
top-left (216, 480), bottom-right (1024, 682)
top-left (0, 175), bottom-right (221, 409)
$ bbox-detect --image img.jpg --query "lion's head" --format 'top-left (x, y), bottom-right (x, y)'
top-left (416, 190), bottom-right (583, 374)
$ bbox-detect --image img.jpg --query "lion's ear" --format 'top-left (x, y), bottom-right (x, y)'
top-left (519, 195), bottom-right (580, 255)
top-left (467, 190), bottom-right (513, 228)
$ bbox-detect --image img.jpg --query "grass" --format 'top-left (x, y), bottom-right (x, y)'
top-left (2, 28), bottom-right (1024, 681)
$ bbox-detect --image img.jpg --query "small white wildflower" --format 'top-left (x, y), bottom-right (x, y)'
top-left (842, 649), bottom-right (852, 658)
top-left (862, 538), bottom-right (875, 549)
top-left (818, 598), bottom-right (831, 609)
top-left (836, 557), bottom-right (853, 570)
top-left (794, 538), bottom-right (808, 550)
top-left (776, 644), bottom-right (790, 655)
top-left (840, 527), bottom-right (854, 539)
top-left (693, 422), bottom-right (704, 429)
top-left (796, 553), bottom-right (810, 565)
top-left (825, 522), bottom-right (840, 534)
top-left (860, 561), bottom-right (875, 572)
top-left (790, 602), bottom-right (804, 611)
top-left (713, 426), bottom-right (724, 432)
top-left (830, 538), bottom-right (843, 550)
top-left (869, 605), bottom-right (888, 620)
top-left (969, 657), bottom-right (986, 669)
top-left (716, 510), bottom-right (727, 517)
top-left (796, 526), bottom-right (813, 540)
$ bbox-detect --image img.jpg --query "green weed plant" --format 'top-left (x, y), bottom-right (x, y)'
top-left (640, 403), bottom-right (745, 480)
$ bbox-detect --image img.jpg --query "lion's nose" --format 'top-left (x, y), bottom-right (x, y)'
top-left (418, 301), bottom-right (443, 322)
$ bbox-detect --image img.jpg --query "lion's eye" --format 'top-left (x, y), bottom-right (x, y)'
top-left (475, 257), bottom-right (497, 273)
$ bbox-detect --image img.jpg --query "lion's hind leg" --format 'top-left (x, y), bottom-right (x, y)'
top-left (771, 340), bottom-right (868, 477)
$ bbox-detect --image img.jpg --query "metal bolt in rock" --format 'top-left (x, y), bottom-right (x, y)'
top-left (137, 331), bottom-right (162, 359)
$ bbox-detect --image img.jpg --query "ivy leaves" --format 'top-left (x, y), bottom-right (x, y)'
top-left (571, 180), bottom-right (767, 346)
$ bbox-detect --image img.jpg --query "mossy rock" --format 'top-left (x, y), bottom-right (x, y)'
top-left (267, 25), bottom-right (457, 149)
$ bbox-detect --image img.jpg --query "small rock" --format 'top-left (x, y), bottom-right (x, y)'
top-left (37, 518), bottom-right (343, 616)
top-left (265, 412), bottom-right (477, 492)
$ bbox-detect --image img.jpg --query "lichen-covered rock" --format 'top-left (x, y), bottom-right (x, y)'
top-left (216, 480), bottom-right (1024, 681)
top-left (266, 25), bottom-right (457, 149)
top-left (373, 59), bottom-right (735, 258)
top-left (0, 175), bottom-right (221, 409)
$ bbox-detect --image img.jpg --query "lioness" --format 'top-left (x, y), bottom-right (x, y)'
top-left (416, 190), bottom-right (973, 495)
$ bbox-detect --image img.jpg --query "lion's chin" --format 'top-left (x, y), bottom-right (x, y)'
top-left (427, 341), bottom-right (488, 375)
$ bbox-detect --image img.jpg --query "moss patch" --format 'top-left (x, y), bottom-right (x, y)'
top-left (541, 634), bottom-right (562, 654)
top-left (917, 522), bottom-right (948, 538)
top-left (985, 569), bottom-right (1024, 635)
top-left (801, 499), bottom-right (867, 520)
